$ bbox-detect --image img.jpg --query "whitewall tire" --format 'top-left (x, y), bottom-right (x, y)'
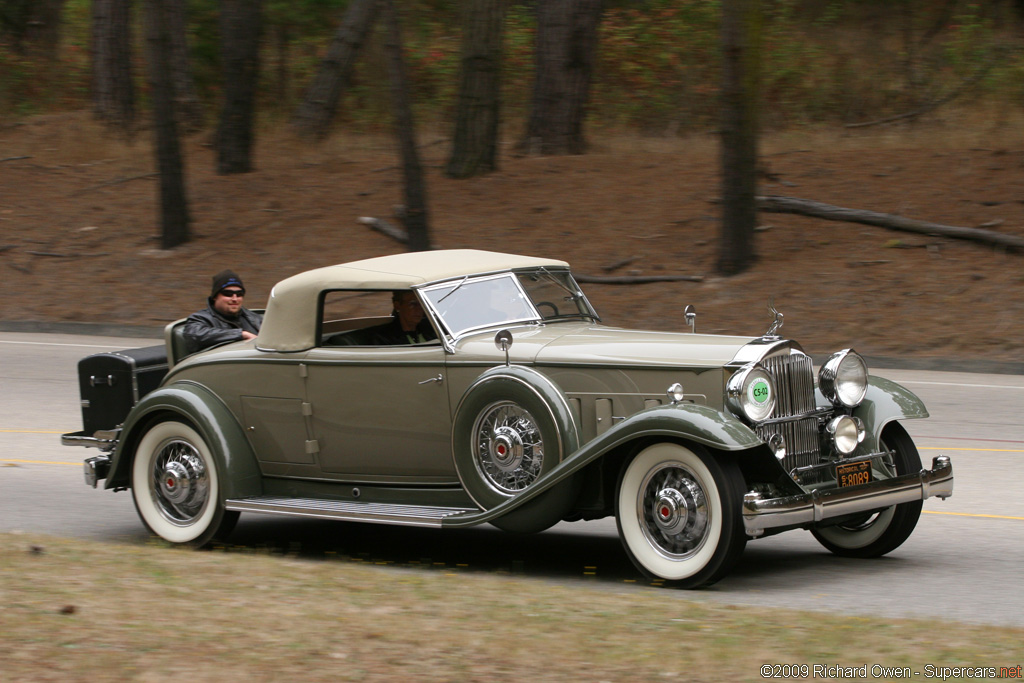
top-left (616, 442), bottom-right (746, 588)
top-left (131, 420), bottom-right (237, 546)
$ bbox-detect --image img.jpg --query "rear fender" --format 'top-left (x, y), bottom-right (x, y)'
top-left (105, 380), bottom-right (262, 498)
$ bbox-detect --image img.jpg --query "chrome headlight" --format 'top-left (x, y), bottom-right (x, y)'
top-left (727, 363), bottom-right (776, 423)
top-left (826, 415), bottom-right (865, 455)
top-left (819, 349), bottom-right (868, 408)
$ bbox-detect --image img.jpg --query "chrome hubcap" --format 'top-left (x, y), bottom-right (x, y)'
top-left (473, 401), bottom-right (544, 494)
top-left (489, 426), bottom-right (524, 471)
top-left (150, 439), bottom-right (209, 526)
top-left (638, 464), bottom-right (709, 559)
top-left (653, 487), bottom-right (691, 536)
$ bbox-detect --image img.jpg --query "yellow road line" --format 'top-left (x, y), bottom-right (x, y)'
top-left (924, 510), bottom-right (1024, 522)
top-left (3, 458), bottom-right (1023, 521)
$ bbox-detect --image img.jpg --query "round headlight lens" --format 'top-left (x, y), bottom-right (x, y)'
top-left (827, 415), bottom-right (865, 455)
top-left (727, 364), bottom-right (776, 423)
top-left (819, 349), bottom-right (868, 408)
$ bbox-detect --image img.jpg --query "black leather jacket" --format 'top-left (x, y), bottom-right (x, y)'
top-left (183, 300), bottom-right (263, 354)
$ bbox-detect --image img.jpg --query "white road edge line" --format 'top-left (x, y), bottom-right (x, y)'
top-left (898, 380), bottom-right (1024, 390)
top-left (0, 340), bottom-right (139, 349)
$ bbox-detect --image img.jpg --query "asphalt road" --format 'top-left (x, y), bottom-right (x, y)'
top-left (3, 331), bottom-right (1022, 627)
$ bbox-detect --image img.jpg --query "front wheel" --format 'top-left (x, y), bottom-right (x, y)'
top-left (811, 422), bottom-right (923, 558)
top-left (616, 442), bottom-right (746, 588)
top-left (131, 420), bottom-right (238, 546)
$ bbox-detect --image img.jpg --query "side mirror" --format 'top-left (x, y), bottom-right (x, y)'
top-left (684, 305), bottom-right (696, 333)
top-left (494, 329), bottom-right (513, 366)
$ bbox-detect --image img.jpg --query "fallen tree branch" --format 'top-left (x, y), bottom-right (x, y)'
top-left (26, 250), bottom-right (74, 258)
top-left (72, 173), bottom-right (159, 195)
top-left (358, 216), bottom-right (407, 243)
top-left (1, 155), bottom-right (31, 163)
top-left (601, 256), bottom-right (637, 273)
top-left (845, 61), bottom-right (993, 129)
top-left (575, 273), bottom-right (703, 284)
top-left (757, 195), bottom-right (1024, 253)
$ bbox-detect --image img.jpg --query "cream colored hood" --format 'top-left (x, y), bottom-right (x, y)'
top-left (532, 326), bottom-right (753, 368)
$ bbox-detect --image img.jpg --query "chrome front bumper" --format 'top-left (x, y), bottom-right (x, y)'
top-left (742, 455), bottom-right (953, 537)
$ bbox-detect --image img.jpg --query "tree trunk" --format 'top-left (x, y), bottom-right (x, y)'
top-left (521, 0), bottom-right (601, 156)
top-left (217, 0), bottom-right (262, 175)
top-left (445, 0), bottom-right (507, 178)
top-left (2, 0), bottom-right (63, 55)
top-left (30, 0), bottom-right (64, 57)
top-left (292, 0), bottom-right (380, 139)
top-left (145, 0), bottom-right (190, 249)
top-left (276, 22), bottom-right (289, 108)
top-left (91, 0), bottom-right (135, 134)
top-left (164, 0), bottom-right (203, 131)
top-left (717, 0), bottom-right (762, 276)
top-left (381, 0), bottom-right (430, 252)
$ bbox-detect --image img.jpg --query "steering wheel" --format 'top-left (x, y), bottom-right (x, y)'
top-left (536, 301), bottom-right (559, 317)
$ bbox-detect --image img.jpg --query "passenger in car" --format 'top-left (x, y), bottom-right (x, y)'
top-left (365, 290), bottom-right (437, 345)
top-left (183, 270), bottom-right (263, 353)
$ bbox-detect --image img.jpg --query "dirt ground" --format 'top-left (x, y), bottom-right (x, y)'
top-left (2, 112), bottom-right (1023, 366)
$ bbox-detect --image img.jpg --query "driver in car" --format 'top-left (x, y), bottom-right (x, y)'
top-left (366, 290), bottom-right (437, 345)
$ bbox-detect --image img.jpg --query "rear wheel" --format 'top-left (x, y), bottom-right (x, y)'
top-left (131, 420), bottom-right (238, 546)
top-left (616, 442), bottom-right (746, 588)
top-left (811, 422), bottom-right (922, 558)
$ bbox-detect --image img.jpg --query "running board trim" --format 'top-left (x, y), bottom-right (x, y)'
top-left (224, 496), bottom-right (478, 528)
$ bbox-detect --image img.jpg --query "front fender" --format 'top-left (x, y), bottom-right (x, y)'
top-left (443, 402), bottom-right (761, 528)
top-left (853, 376), bottom-right (929, 451)
top-left (105, 380), bottom-right (262, 499)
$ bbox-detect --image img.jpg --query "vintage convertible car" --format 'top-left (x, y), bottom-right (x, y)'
top-left (63, 249), bottom-right (953, 587)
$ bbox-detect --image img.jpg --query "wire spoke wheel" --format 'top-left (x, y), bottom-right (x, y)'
top-left (616, 443), bottom-right (746, 587)
top-left (638, 462), bottom-right (710, 559)
top-left (131, 421), bottom-right (237, 546)
top-left (473, 401), bottom-right (545, 494)
top-left (151, 438), bottom-right (210, 527)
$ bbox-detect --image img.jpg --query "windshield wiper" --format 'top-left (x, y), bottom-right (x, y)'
top-left (436, 275), bottom-right (469, 304)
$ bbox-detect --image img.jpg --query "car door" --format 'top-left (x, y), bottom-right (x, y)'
top-left (304, 345), bottom-right (455, 483)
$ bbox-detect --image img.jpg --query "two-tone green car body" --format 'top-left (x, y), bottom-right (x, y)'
top-left (64, 249), bottom-right (953, 587)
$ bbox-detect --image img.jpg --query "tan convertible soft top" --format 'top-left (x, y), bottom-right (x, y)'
top-left (258, 249), bottom-right (569, 352)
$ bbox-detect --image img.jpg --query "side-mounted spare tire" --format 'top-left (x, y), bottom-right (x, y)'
top-left (452, 367), bottom-right (580, 533)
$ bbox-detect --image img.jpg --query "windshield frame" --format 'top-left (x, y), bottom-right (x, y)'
top-left (418, 267), bottom-right (600, 349)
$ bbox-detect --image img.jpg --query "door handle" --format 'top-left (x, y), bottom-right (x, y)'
top-left (419, 374), bottom-right (444, 385)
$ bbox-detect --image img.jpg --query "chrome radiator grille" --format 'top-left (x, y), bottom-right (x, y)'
top-left (756, 352), bottom-right (821, 471)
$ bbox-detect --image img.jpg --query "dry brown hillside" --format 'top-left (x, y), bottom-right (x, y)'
top-left (2, 112), bottom-right (1023, 368)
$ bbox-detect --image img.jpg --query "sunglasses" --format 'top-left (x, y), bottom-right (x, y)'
top-left (220, 289), bottom-right (245, 298)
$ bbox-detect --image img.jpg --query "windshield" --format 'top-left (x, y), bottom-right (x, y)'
top-left (515, 269), bottom-right (598, 322)
top-left (421, 269), bottom-right (599, 338)
top-left (422, 273), bottom-right (537, 337)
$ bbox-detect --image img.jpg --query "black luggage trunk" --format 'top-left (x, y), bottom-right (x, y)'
top-left (77, 345), bottom-right (168, 434)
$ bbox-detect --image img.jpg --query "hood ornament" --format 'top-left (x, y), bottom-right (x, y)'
top-left (763, 299), bottom-right (783, 339)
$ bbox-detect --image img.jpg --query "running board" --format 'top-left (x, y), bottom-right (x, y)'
top-left (224, 496), bottom-right (478, 528)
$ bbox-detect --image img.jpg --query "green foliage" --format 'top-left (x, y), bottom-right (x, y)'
top-left (1, 0), bottom-right (1023, 132)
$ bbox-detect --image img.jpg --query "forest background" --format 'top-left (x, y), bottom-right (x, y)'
top-left (2, 0), bottom-right (1024, 366)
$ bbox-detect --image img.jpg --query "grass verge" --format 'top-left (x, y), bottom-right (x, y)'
top-left (1, 532), bottom-right (1021, 682)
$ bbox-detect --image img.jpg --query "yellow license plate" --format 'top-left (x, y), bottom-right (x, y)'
top-left (836, 460), bottom-right (873, 488)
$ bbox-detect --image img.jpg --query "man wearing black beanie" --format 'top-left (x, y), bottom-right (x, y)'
top-left (182, 269), bottom-right (263, 354)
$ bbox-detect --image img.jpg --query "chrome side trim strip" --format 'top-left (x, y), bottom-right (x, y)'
top-left (742, 456), bottom-right (953, 537)
top-left (224, 496), bottom-right (477, 528)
